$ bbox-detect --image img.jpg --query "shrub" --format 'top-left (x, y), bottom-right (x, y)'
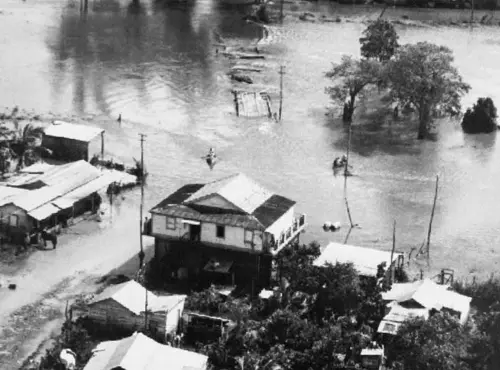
top-left (461, 97), bottom-right (498, 134)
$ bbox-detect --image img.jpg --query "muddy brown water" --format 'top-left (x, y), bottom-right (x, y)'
top-left (1, 0), bottom-right (500, 281)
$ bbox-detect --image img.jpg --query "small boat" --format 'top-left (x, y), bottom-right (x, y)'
top-left (332, 155), bottom-right (348, 169)
top-left (202, 148), bottom-right (218, 170)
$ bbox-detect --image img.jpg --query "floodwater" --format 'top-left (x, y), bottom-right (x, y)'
top-left (1, 0), bottom-right (500, 279)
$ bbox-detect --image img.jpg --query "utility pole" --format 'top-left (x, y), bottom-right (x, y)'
top-left (279, 66), bottom-right (285, 121)
top-left (426, 175), bottom-right (439, 265)
top-left (470, 0), bottom-right (475, 25)
top-left (390, 220), bottom-right (396, 284)
top-left (138, 134), bottom-right (146, 270)
top-left (280, 0), bottom-right (284, 22)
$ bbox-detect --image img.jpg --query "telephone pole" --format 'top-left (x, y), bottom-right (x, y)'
top-left (279, 66), bottom-right (285, 121)
top-left (138, 134), bottom-right (146, 270)
top-left (280, 0), bottom-right (284, 22)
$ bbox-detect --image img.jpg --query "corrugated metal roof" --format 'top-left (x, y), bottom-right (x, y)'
top-left (89, 280), bottom-right (186, 316)
top-left (151, 184), bottom-right (205, 211)
top-left (28, 203), bottom-right (61, 221)
top-left (377, 303), bottom-right (429, 335)
top-left (252, 194), bottom-right (295, 229)
top-left (312, 242), bottom-right (403, 277)
top-left (11, 161), bottom-right (101, 212)
top-left (83, 332), bottom-right (207, 370)
top-left (44, 121), bottom-right (104, 142)
top-left (0, 186), bottom-right (29, 207)
top-left (154, 204), bottom-right (264, 230)
top-left (361, 348), bottom-right (384, 356)
top-left (382, 279), bottom-right (471, 316)
top-left (19, 162), bottom-right (55, 174)
top-left (185, 173), bottom-right (273, 214)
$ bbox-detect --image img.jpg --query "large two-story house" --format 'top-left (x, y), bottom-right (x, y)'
top-left (145, 173), bottom-right (306, 289)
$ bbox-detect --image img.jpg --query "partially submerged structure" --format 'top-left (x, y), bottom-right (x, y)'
top-left (232, 90), bottom-right (272, 118)
top-left (313, 242), bottom-right (404, 281)
top-left (42, 121), bottom-right (104, 162)
top-left (0, 161), bottom-right (131, 243)
top-left (83, 332), bottom-right (208, 370)
top-left (145, 173), bottom-right (306, 289)
top-left (377, 279), bottom-right (472, 335)
top-left (86, 280), bottom-right (186, 342)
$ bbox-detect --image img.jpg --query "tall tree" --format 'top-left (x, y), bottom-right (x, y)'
top-left (11, 123), bottom-right (52, 169)
top-left (325, 56), bottom-right (382, 122)
top-left (359, 19), bottom-right (399, 62)
top-left (386, 42), bottom-right (471, 139)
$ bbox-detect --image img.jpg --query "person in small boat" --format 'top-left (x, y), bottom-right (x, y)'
top-left (208, 148), bottom-right (216, 158)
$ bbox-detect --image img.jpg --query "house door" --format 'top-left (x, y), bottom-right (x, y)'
top-left (189, 224), bottom-right (201, 241)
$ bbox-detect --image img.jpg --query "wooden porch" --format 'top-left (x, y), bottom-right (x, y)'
top-left (270, 214), bottom-right (307, 256)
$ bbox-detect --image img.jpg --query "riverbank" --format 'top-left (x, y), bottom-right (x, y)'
top-left (267, 1), bottom-right (500, 27)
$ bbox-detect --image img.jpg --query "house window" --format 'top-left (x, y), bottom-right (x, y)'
top-left (216, 225), bottom-right (225, 239)
top-left (9, 215), bottom-right (19, 228)
top-left (166, 217), bottom-right (176, 230)
top-left (244, 230), bottom-right (253, 243)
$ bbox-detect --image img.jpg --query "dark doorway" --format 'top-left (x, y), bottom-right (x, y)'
top-left (189, 224), bottom-right (201, 241)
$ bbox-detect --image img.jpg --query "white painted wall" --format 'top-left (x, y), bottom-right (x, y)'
top-left (264, 206), bottom-right (295, 239)
top-left (152, 213), bottom-right (263, 251)
top-left (201, 222), bottom-right (243, 247)
top-left (151, 214), bottom-right (184, 238)
top-left (165, 299), bottom-right (186, 334)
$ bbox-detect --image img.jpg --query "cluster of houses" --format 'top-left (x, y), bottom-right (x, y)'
top-left (0, 121), bottom-right (473, 369)
top-left (67, 172), bottom-right (472, 370)
top-left (0, 121), bottom-right (135, 244)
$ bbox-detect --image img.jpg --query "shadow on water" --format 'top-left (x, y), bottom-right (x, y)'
top-left (462, 131), bottom-right (498, 164)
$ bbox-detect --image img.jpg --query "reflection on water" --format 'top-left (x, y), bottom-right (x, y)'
top-left (1, 0), bottom-right (500, 277)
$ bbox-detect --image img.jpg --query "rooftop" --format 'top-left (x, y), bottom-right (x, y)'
top-left (83, 332), bottom-right (207, 370)
top-left (381, 279), bottom-right (472, 314)
top-left (44, 121), bottom-right (104, 142)
top-left (89, 280), bottom-right (186, 315)
top-left (312, 242), bottom-right (403, 277)
top-left (151, 174), bottom-right (296, 231)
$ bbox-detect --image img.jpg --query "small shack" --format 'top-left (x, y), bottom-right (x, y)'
top-left (86, 280), bottom-right (187, 343)
top-left (182, 311), bottom-right (232, 344)
top-left (360, 345), bottom-right (385, 370)
top-left (42, 121), bottom-right (104, 162)
top-left (232, 90), bottom-right (272, 118)
top-left (83, 332), bottom-right (208, 370)
top-left (313, 242), bottom-right (404, 282)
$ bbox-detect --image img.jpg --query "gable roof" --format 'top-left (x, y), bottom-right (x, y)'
top-left (44, 121), bottom-right (104, 142)
top-left (312, 242), bottom-right (403, 277)
top-left (83, 332), bottom-right (207, 370)
top-left (89, 280), bottom-right (186, 315)
top-left (184, 173), bottom-right (273, 214)
top-left (150, 174), bottom-right (296, 230)
top-left (382, 279), bottom-right (472, 314)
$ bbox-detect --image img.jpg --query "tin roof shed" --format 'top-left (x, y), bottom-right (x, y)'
top-left (83, 332), bottom-right (207, 370)
top-left (44, 121), bottom-right (104, 142)
top-left (313, 242), bottom-right (403, 277)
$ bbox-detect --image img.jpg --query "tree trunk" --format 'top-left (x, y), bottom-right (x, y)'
top-left (342, 96), bottom-right (355, 123)
top-left (417, 106), bottom-right (430, 140)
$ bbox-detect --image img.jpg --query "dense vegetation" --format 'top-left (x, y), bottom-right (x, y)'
top-left (461, 97), bottom-right (498, 134)
top-left (327, 19), bottom-right (470, 140)
top-left (26, 242), bottom-right (500, 370)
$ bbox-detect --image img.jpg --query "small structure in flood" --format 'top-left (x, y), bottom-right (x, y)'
top-left (85, 280), bottom-right (187, 343)
top-left (0, 160), bottom-right (131, 244)
top-left (42, 121), bottom-right (104, 162)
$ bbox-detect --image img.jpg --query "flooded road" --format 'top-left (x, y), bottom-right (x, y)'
top-left (1, 0), bottom-right (500, 280)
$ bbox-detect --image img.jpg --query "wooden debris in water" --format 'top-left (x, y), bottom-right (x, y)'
top-left (222, 52), bottom-right (265, 60)
top-left (232, 90), bottom-right (272, 118)
top-left (231, 65), bottom-right (263, 73)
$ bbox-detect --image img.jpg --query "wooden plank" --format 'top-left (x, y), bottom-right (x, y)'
top-left (231, 65), bottom-right (263, 73)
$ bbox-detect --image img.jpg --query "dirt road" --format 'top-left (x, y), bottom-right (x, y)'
top-left (0, 196), bottom-right (154, 369)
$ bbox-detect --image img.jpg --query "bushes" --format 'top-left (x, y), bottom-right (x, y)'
top-left (461, 97), bottom-right (498, 134)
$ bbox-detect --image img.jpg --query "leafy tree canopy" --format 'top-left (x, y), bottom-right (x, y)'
top-left (359, 19), bottom-right (400, 62)
top-left (386, 42), bottom-right (471, 139)
top-left (325, 56), bottom-right (382, 122)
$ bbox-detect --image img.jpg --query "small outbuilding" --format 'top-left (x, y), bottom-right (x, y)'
top-left (83, 332), bottom-right (208, 370)
top-left (86, 280), bottom-right (187, 343)
top-left (313, 242), bottom-right (404, 281)
top-left (42, 121), bottom-right (104, 162)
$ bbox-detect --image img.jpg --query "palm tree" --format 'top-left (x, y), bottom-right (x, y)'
top-left (12, 123), bottom-right (52, 169)
top-left (0, 142), bottom-right (15, 176)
